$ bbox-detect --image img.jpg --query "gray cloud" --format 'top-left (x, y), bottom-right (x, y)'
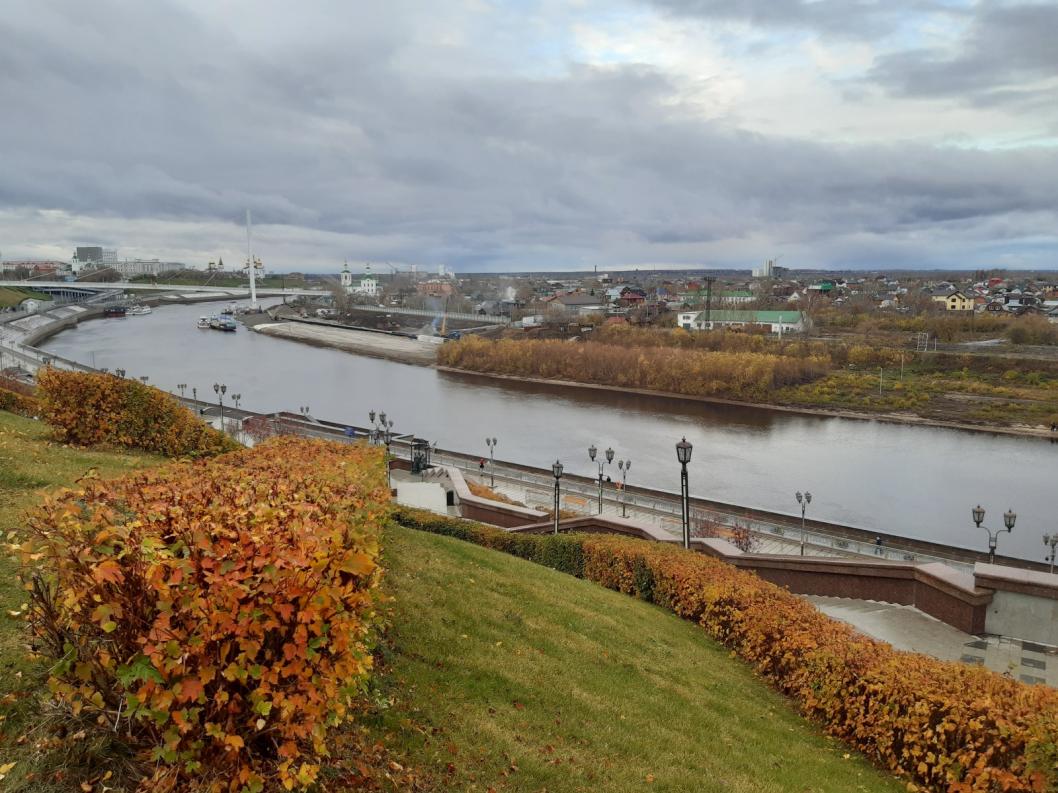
top-left (0, 0), bottom-right (1056, 271)
top-left (646, 0), bottom-right (956, 38)
top-left (865, 2), bottom-right (1058, 107)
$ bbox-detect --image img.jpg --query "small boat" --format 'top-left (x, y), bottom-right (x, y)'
top-left (220, 303), bottom-right (237, 316)
top-left (197, 316), bottom-right (211, 328)
top-left (104, 306), bottom-right (127, 318)
top-left (127, 305), bottom-right (152, 315)
top-left (209, 316), bottom-right (237, 332)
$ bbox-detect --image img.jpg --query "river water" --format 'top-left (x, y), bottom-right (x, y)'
top-left (41, 300), bottom-right (1055, 562)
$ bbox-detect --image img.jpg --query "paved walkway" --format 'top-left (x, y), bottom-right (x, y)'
top-left (807, 595), bottom-right (1056, 687)
top-left (469, 467), bottom-right (857, 560)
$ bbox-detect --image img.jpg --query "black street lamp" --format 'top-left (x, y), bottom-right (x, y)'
top-left (139, 376), bottom-right (149, 384)
top-left (1044, 533), bottom-right (1058, 575)
top-left (213, 383), bottom-right (227, 432)
top-left (972, 504), bottom-right (1016, 564)
top-left (676, 437), bottom-right (692, 549)
top-left (618, 459), bottom-right (631, 518)
top-left (795, 491), bottom-right (812, 556)
top-left (588, 444), bottom-right (615, 515)
top-left (486, 437), bottom-right (498, 487)
top-left (369, 409), bottom-right (395, 485)
top-left (177, 383), bottom-right (187, 399)
top-left (115, 368), bottom-right (126, 379)
top-left (552, 460), bottom-right (563, 535)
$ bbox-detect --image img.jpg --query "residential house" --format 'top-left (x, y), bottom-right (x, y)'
top-left (546, 291), bottom-right (607, 317)
top-left (716, 290), bottom-right (754, 305)
top-left (930, 289), bottom-right (973, 311)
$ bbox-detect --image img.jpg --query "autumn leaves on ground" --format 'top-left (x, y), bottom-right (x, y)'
top-left (0, 370), bottom-right (1055, 792)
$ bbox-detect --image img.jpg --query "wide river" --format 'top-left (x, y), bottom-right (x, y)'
top-left (41, 300), bottom-right (1055, 561)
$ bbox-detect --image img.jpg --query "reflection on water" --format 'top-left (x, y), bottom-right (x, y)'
top-left (41, 301), bottom-right (1055, 561)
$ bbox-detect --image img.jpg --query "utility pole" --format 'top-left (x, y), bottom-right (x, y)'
top-left (702, 276), bottom-right (716, 328)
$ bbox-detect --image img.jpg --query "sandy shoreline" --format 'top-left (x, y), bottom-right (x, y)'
top-left (435, 366), bottom-right (1055, 440)
top-left (253, 322), bottom-right (439, 365)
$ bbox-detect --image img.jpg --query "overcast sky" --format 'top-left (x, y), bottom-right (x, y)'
top-left (2, 0), bottom-right (1056, 273)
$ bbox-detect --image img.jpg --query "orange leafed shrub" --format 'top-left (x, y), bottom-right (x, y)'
top-left (0, 384), bottom-right (40, 416)
top-left (0, 374), bottom-right (40, 416)
top-left (36, 368), bottom-right (238, 457)
top-left (439, 335), bottom-right (829, 400)
top-left (394, 508), bottom-right (1058, 793)
top-left (22, 438), bottom-right (390, 792)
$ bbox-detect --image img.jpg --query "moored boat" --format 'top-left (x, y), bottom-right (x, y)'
top-left (209, 315), bottom-right (237, 332)
top-left (197, 316), bottom-right (211, 328)
top-left (103, 306), bottom-right (127, 318)
top-left (127, 304), bottom-right (152, 315)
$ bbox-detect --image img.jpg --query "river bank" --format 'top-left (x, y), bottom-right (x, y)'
top-left (252, 321), bottom-right (439, 365)
top-left (436, 365), bottom-right (1056, 440)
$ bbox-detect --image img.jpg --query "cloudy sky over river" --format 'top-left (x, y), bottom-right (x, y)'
top-left (3, 0), bottom-right (1057, 271)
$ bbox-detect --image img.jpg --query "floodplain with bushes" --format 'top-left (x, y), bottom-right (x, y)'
top-left (0, 369), bottom-right (1055, 792)
top-left (438, 319), bottom-right (1058, 431)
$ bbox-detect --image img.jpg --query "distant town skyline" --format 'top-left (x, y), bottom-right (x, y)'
top-left (1, 0), bottom-right (1056, 272)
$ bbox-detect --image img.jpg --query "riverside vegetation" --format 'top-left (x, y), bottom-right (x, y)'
top-left (438, 324), bottom-right (1058, 429)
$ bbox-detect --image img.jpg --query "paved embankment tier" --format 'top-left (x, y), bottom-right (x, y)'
top-left (436, 366), bottom-right (1057, 440)
top-left (252, 321), bottom-right (439, 365)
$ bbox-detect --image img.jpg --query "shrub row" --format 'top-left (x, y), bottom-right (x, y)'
top-left (22, 438), bottom-right (391, 792)
top-left (0, 384), bottom-right (40, 416)
top-left (37, 368), bottom-right (238, 457)
top-left (392, 507), bottom-right (1058, 793)
top-left (439, 336), bottom-right (829, 399)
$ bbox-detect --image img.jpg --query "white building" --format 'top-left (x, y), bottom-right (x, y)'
top-left (678, 309), bottom-right (808, 335)
top-left (115, 259), bottom-right (176, 277)
top-left (341, 262), bottom-right (380, 298)
top-left (752, 259), bottom-right (775, 278)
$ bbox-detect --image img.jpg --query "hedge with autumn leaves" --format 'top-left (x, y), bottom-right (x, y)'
top-left (21, 438), bottom-right (390, 792)
top-left (393, 507), bottom-right (1058, 793)
top-left (36, 367), bottom-right (238, 457)
top-left (0, 384), bottom-right (39, 416)
top-left (0, 374), bottom-right (40, 416)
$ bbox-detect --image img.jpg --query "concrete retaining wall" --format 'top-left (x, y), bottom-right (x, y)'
top-left (446, 466), bottom-right (547, 527)
top-left (976, 563), bottom-right (1058, 644)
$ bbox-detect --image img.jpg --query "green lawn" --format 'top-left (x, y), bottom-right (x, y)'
top-left (368, 525), bottom-right (905, 793)
top-left (0, 287), bottom-right (51, 309)
top-left (0, 411), bottom-right (162, 792)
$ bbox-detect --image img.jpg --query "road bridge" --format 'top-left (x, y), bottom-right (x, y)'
top-left (0, 280), bottom-right (327, 298)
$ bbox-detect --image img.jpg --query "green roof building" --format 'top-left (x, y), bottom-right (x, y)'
top-left (676, 309), bottom-right (809, 335)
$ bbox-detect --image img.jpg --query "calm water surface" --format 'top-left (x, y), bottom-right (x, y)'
top-left (41, 301), bottom-right (1056, 561)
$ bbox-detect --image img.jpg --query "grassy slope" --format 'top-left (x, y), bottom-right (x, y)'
top-left (371, 525), bottom-right (904, 793)
top-left (0, 411), bottom-right (162, 792)
top-left (0, 287), bottom-right (50, 309)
